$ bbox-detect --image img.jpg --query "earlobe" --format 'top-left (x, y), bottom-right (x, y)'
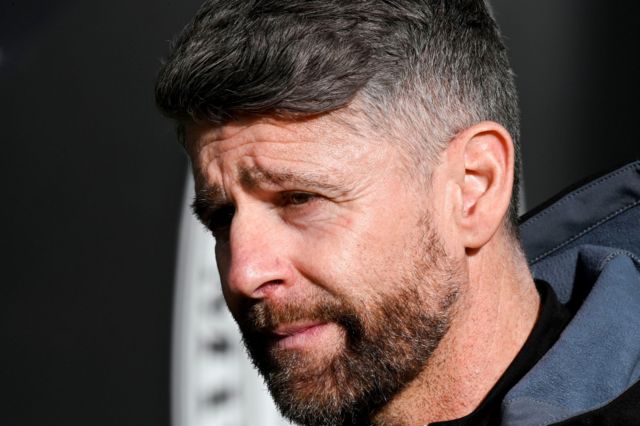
top-left (455, 122), bottom-right (515, 249)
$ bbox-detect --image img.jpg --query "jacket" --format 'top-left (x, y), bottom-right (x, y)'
top-left (506, 160), bottom-right (640, 425)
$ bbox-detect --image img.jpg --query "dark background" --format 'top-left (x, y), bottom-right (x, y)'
top-left (1, 1), bottom-right (638, 425)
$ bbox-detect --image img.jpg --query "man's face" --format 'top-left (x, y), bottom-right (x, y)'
top-left (188, 116), bottom-right (463, 425)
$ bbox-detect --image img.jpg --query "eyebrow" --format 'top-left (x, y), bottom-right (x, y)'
top-left (191, 165), bottom-right (345, 220)
top-left (191, 184), bottom-right (228, 223)
top-left (238, 165), bottom-right (341, 192)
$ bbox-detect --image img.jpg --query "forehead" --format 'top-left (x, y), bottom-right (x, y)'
top-left (186, 114), bottom-right (364, 151)
top-left (184, 115), bottom-right (396, 178)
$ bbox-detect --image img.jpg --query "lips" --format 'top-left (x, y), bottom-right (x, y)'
top-left (273, 321), bottom-right (323, 336)
top-left (271, 322), bottom-right (329, 349)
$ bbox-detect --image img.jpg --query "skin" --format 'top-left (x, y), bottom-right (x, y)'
top-left (186, 113), bottom-right (540, 425)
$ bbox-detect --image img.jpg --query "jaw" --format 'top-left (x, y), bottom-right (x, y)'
top-left (373, 239), bottom-right (539, 425)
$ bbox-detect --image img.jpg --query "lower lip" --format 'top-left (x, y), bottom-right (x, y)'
top-left (274, 323), bottom-right (330, 350)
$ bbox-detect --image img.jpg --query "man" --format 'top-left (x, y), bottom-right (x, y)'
top-left (155, 1), bottom-right (640, 424)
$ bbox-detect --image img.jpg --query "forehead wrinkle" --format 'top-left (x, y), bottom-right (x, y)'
top-left (238, 164), bottom-right (345, 193)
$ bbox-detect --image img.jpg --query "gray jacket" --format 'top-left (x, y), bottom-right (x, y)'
top-left (504, 161), bottom-right (640, 425)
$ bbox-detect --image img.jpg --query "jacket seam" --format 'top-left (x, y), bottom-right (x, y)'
top-left (531, 199), bottom-right (640, 264)
top-left (502, 397), bottom-right (569, 425)
top-left (597, 250), bottom-right (640, 270)
top-left (521, 163), bottom-right (639, 230)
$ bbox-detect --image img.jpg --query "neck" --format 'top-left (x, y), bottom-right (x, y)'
top-left (373, 233), bottom-right (540, 426)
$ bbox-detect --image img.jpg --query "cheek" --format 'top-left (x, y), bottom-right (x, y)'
top-left (214, 241), bottom-right (236, 306)
top-left (215, 240), bottom-right (230, 275)
top-left (292, 211), bottom-right (412, 297)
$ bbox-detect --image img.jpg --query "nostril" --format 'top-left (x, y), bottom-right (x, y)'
top-left (256, 279), bottom-right (286, 295)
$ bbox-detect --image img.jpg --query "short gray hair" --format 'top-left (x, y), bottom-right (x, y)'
top-left (155, 0), bottom-right (521, 230)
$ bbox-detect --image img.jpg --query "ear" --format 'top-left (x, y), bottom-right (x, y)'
top-left (450, 121), bottom-right (515, 249)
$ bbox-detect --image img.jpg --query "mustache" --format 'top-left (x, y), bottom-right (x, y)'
top-left (238, 294), bottom-right (363, 340)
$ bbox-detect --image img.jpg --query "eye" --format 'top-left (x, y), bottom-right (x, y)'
top-left (205, 205), bottom-right (235, 238)
top-left (281, 192), bottom-right (317, 206)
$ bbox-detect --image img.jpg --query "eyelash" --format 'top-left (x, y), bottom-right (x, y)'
top-left (280, 191), bottom-right (318, 206)
top-left (204, 205), bottom-right (235, 238)
top-left (202, 192), bottom-right (319, 237)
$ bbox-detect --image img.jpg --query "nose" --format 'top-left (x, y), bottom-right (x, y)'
top-left (217, 206), bottom-right (294, 301)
